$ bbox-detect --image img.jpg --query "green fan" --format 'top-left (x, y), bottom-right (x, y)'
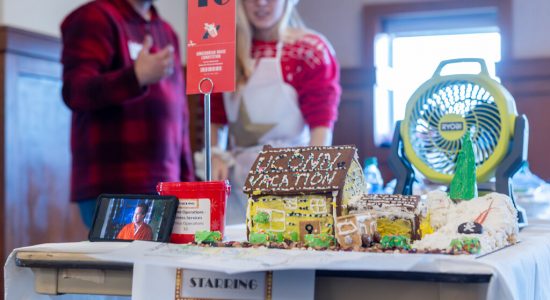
top-left (389, 58), bottom-right (528, 225)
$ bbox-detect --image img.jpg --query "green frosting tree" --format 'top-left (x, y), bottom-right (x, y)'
top-left (449, 131), bottom-right (478, 200)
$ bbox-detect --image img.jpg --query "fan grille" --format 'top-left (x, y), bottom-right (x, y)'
top-left (407, 80), bottom-right (501, 176)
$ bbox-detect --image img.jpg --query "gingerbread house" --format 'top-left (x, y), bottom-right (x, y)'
top-left (347, 194), bottom-right (423, 241)
top-left (244, 145), bottom-right (366, 242)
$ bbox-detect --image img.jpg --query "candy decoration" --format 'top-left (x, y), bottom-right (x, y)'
top-left (380, 235), bottom-right (411, 250)
top-left (249, 232), bottom-right (284, 244)
top-left (449, 238), bottom-right (464, 252)
top-left (304, 233), bottom-right (334, 248)
top-left (458, 221), bottom-right (483, 234)
top-left (361, 234), bottom-right (373, 247)
top-left (449, 237), bottom-right (481, 254)
top-left (462, 237), bottom-right (481, 254)
top-left (474, 199), bottom-right (494, 224)
top-left (270, 232), bottom-right (284, 243)
top-left (194, 231), bottom-right (222, 244)
top-left (284, 231), bottom-right (299, 242)
top-left (449, 131), bottom-right (478, 200)
top-left (249, 232), bottom-right (269, 244)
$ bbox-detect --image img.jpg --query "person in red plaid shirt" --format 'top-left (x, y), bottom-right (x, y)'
top-left (61, 0), bottom-right (194, 228)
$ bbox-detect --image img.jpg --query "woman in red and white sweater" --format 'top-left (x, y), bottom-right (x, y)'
top-left (207, 0), bottom-right (341, 224)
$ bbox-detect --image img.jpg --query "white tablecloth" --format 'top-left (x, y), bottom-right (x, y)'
top-left (5, 221), bottom-right (550, 300)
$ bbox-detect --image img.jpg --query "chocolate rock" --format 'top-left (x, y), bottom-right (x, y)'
top-left (458, 221), bottom-right (483, 234)
top-left (361, 234), bottom-right (373, 247)
top-left (373, 232), bottom-right (381, 243)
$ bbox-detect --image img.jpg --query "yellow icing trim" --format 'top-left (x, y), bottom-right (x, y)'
top-left (419, 213), bottom-right (434, 238)
top-left (377, 218), bottom-right (412, 238)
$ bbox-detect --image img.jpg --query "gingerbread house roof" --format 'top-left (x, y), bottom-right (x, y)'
top-left (243, 145), bottom-right (358, 196)
top-left (348, 194), bottom-right (421, 213)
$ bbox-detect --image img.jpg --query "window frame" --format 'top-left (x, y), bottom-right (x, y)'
top-left (257, 208), bottom-right (286, 232)
top-left (374, 31), bottom-right (502, 145)
top-left (309, 197), bottom-right (328, 214)
top-left (360, 0), bottom-right (511, 151)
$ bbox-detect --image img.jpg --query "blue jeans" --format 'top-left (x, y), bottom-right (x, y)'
top-left (77, 198), bottom-right (98, 229)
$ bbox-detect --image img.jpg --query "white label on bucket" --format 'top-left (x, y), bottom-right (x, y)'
top-left (173, 198), bottom-right (211, 234)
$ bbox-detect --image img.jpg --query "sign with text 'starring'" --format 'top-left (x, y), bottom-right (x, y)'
top-left (175, 269), bottom-right (272, 300)
top-left (186, 0), bottom-right (236, 94)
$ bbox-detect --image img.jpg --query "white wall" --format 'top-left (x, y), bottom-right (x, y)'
top-left (0, 0), bottom-right (187, 57)
top-left (298, 0), bottom-right (550, 68)
top-left (512, 0), bottom-right (550, 58)
top-left (2, 0), bottom-right (88, 37)
top-left (154, 0), bottom-right (188, 55)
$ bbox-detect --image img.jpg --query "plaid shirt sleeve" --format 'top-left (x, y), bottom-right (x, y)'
top-left (61, 5), bottom-right (147, 112)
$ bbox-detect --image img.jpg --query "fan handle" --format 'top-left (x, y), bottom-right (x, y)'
top-left (432, 58), bottom-right (490, 78)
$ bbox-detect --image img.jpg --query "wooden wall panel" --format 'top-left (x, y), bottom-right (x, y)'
top-left (0, 27), bottom-right (88, 290)
top-left (334, 68), bottom-right (392, 183)
top-left (333, 68), bottom-right (372, 160)
top-left (5, 55), bottom-right (86, 250)
top-left (498, 58), bottom-right (550, 180)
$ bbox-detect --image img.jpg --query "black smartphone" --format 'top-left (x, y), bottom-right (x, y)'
top-left (88, 194), bottom-right (178, 242)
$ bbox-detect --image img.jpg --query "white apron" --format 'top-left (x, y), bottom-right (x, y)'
top-left (223, 43), bottom-right (309, 224)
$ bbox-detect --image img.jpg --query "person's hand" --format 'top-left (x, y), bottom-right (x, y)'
top-left (134, 35), bottom-right (175, 86)
top-left (212, 153), bottom-right (229, 181)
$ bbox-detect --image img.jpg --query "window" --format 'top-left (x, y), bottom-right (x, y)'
top-left (309, 197), bottom-right (328, 214)
top-left (269, 209), bottom-right (286, 232)
top-left (283, 197), bottom-right (298, 210)
top-left (257, 208), bottom-right (286, 232)
top-left (374, 9), bottom-right (501, 146)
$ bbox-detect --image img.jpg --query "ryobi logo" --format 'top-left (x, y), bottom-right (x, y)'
top-left (441, 122), bottom-right (464, 131)
top-left (439, 114), bottom-right (466, 141)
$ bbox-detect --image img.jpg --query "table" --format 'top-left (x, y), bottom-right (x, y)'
top-left (5, 222), bottom-right (550, 300)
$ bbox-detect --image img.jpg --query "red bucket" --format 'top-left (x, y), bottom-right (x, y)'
top-left (157, 181), bottom-right (231, 244)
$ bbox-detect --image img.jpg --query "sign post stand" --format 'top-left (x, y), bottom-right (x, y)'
top-left (198, 78), bottom-right (214, 181)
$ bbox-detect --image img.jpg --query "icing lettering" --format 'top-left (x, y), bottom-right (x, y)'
top-left (304, 153), bottom-right (323, 171)
top-left (253, 157), bottom-right (266, 173)
top-left (280, 174), bottom-right (289, 187)
top-left (270, 175), bottom-right (280, 187)
top-left (270, 154), bottom-right (287, 170)
top-left (245, 148), bottom-right (359, 192)
top-left (326, 152), bottom-right (342, 170)
top-left (248, 174), bottom-right (262, 187)
top-left (259, 174), bottom-right (272, 187)
top-left (322, 171), bottom-right (337, 185)
top-left (288, 153), bottom-right (304, 171)
top-left (310, 172), bottom-right (324, 185)
top-left (295, 173), bottom-right (310, 186)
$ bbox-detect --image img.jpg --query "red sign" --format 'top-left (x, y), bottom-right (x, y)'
top-left (186, 0), bottom-right (236, 94)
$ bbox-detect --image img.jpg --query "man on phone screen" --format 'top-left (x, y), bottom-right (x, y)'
top-left (116, 203), bottom-right (153, 240)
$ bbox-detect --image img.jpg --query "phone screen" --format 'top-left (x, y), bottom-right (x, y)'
top-left (88, 194), bottom-right (178, 242)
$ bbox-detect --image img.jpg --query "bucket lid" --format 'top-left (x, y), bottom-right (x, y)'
top-left (157, 180), bottom-right (231, 193)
